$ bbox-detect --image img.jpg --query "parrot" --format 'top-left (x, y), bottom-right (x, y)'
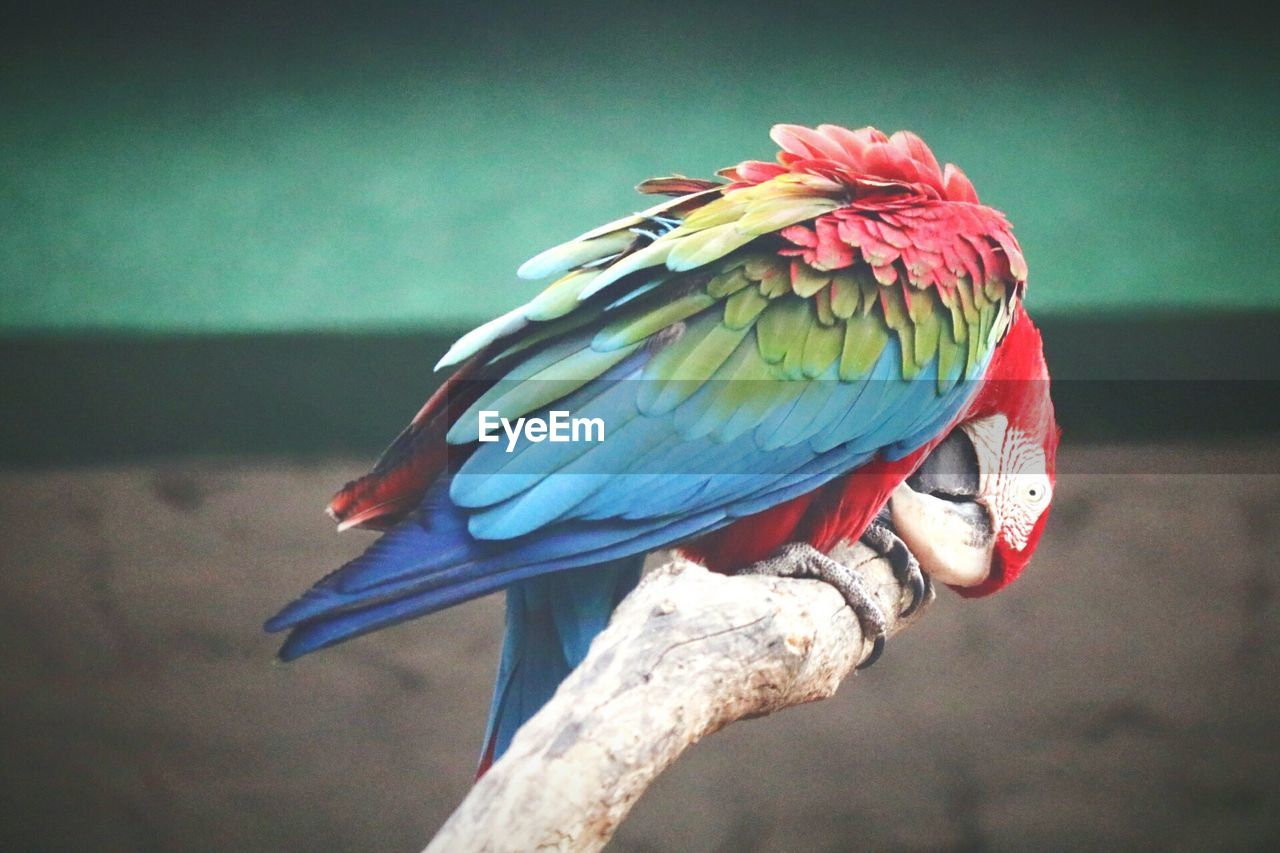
top-left (265, 123), bottom-right (1057, 774)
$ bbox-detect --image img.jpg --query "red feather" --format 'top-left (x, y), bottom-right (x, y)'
top-left (327, 355), bottom-right (489, 530)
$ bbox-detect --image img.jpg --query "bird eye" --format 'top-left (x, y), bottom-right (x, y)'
top-left (1024, 477), bottom-right (1051, 506)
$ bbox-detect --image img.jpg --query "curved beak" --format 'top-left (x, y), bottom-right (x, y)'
top-left (889, 482), bottom-right (995, 588)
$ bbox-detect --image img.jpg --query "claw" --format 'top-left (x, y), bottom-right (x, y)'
top-left (904, 570), bottom-right (926, 617)
top-left (901, 571), bottom-right (934, 619)
top-left (856, 634), bottom-right (886, 670)
top-left (736, 542), bottom-right (888, 666)
top-left (860, 518), bottom-right (931, 619)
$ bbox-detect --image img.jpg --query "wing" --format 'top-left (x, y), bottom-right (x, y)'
top-left (271, 124), bottom-right (1025, 657)
top-left (325, 181), bottom-right (729, 531)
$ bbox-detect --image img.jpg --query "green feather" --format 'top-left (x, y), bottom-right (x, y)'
top-left (744, 255), bottom-right (784, 281)
top-left (984, 277), bottom-right (1006, 302)
top-left (517, 231), bottom-right (634, 281)
top-left (679, 196), bottom-right (748, 231)
top-left (908, 290), bottom-right (942, 369)
top-left (945, 294), bottom-right (968, 347)
top-left (759, 270), bottom-right (791, 299)
top-left (790, 261), bottom-right (831, 298)
top-left (839, 312), bottom-right (890, 381)
top-left (829, 270), bottom-right (861, 319)
top-left (858, 272), bottom-right (881, 315)
top-left (707, 265), bottom-right (753, 299)
top-left (436, 308), bottom-right (528, 369)
top-left (801, 320), bottom-right (844, 379)
top-left (485, 303), bottom-right (605, 366)
top-left (575, 193), bottom-right (691, 241)
top-left (666, 223), bottom-right (757, 271)
top-left (592, 291), bottom-right (716, 351)
top-left (578, 239), bottom-right (674, 298)
top-left (936, 322), bottom-right (963, 394)
top-left (755, 295), bottom-right (812, 365)
top-left (723, 364), bottom-right (802, 441)
top-left (965, 309), bottom-right (984, 379)
top-left (971, 277), bottom-right (991, 314)
top-left (450, 342), bottom-right (640, 443)
top-left (978, 301), bottom-right (997, 351)
top-left (989, 301), bottom-right (1013, 346)
top-left (782, 332), bottom-right (807, 379)
top-left (880, 286), bottom-right (920, 379)
top-left (639, 313), bottom-right (752, 414)
top-left (814, 285), bottom-right (836, 326)
top-left (956, 276), bottom-right (980, 325)
top-left (683, 337), bottom-right (787, 441)
top-left (723, 286), bottom-right (770, 330)
top-left (524, 269), bottom-right (601, 322)
top-left (737, 196), bottom-right (839, 237)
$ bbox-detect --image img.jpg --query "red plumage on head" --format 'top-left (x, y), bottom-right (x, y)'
top-left (726, 124), bottom-right (1027, 292)
top-left (723, 124), bottom-right (968, 202)
top-left (954, 302), bottom-right (1059, 597)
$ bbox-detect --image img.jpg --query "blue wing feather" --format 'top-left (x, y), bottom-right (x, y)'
top-left (269, 308), bottom-right (988, 658)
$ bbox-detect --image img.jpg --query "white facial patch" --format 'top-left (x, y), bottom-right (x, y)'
top-left (959, 413), bottom-right (1052, 551)
top-left (889, 484), bottom-right (995, 587)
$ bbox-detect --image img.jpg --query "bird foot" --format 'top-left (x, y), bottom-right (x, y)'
top-left (860, 514), bottom-right (933, 619)
top-left (736, 542), bottom-right (888, 669)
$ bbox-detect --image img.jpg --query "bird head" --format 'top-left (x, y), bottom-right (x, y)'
top-left (889, 304), bottom-right (1058, 596)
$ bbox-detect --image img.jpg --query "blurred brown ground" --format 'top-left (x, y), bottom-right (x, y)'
top-left (2, 442), bottom-right (1278, 851)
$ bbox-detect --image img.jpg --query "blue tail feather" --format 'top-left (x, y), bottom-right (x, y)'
top-left (271, 509), bottom-right (727, 660)
top-left (481, 558), bottom-right (644, 769)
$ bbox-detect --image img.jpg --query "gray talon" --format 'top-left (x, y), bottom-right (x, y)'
top-left (860, 517), bottom-right (930, 618)
top-left (737, 542), bottom-right (888, 667)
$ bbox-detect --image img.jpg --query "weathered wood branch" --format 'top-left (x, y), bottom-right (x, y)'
top-left (425, 541), bottom-right (926, 853)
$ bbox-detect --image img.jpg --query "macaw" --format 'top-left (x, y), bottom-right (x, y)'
top-left (265, 124), bottom-right (1056, 773)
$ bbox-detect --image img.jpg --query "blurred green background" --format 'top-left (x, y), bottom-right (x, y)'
top-left (3, 0), bottom-right (1279, 463)
top-left (6, 1), bottom-right (1279, 334)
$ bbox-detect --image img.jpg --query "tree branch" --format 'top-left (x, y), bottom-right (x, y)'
top-left (425, 541), bottom-right (925, 853)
